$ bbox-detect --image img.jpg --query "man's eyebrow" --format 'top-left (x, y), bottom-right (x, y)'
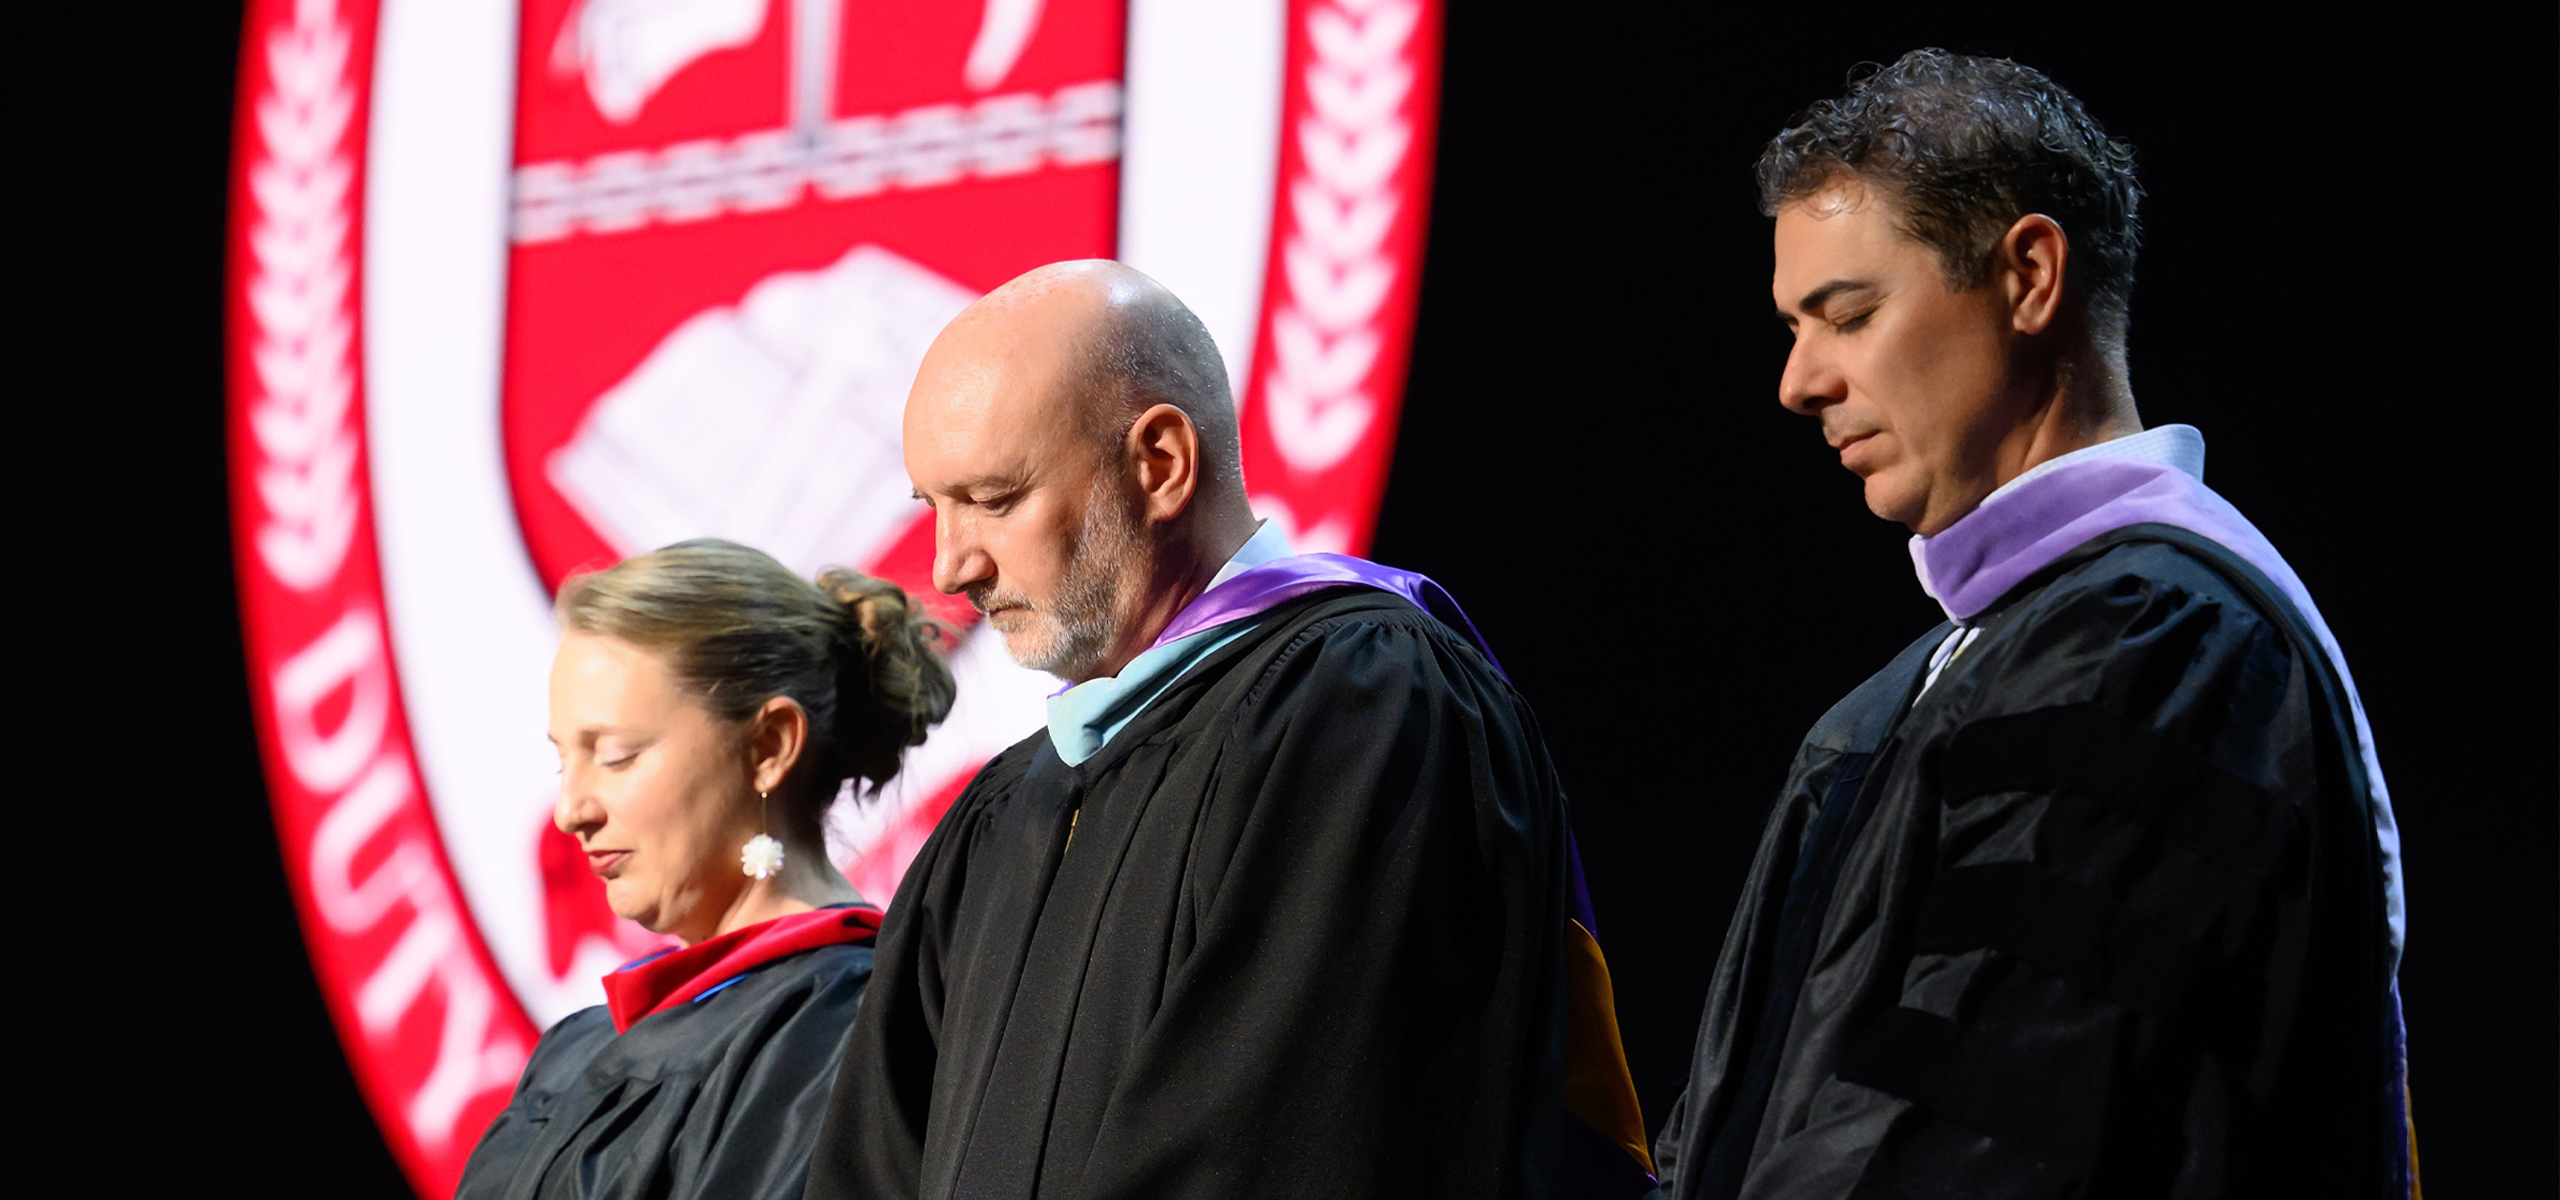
top-left (920, 473), bottom-right (1025, 501)
top-left (1788, 279), bottom-right (1875, 316)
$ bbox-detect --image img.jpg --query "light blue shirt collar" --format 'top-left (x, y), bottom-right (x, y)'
top-left (1046, 521), bottom-right (1295, 766)
top-left (1204, 517), bottom-right (1296, 588)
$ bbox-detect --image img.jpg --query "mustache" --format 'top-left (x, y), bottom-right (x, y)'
top-left (967, 584), bottom-right (1033, 615)
top-left (1820, 415), bottom-right (1885, 448)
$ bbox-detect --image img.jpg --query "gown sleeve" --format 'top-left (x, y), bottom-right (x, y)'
top-left (1747, 561), bottom-right (2324, 1198)
top-left (1068, 613), bottom-right (1571, 1200)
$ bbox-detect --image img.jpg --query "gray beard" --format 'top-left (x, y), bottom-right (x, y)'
top-left (990, 481), bottom-right (1143, 680)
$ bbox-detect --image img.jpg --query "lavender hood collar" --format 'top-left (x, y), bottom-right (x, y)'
top-left (1151, 553), bottom-right (1503, 676)
top-left (1911, 446), bottom-right (2406, 966)
top-left (1041, 538), bottom-right (1507, 769)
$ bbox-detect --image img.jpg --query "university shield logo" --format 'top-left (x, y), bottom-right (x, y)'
top-left (226, 0), bottom-right (1440, 1191)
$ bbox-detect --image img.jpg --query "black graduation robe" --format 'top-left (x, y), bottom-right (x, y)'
top-left (455, 938), bottom-right (874, 1200)
top-left (1651, 527), bottom-right (2411, 1199)
top-left (804, 587), bottom-right (1581, 1199)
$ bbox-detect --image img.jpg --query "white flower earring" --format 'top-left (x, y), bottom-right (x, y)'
top-left (741, 790), bottom-right (785, 880)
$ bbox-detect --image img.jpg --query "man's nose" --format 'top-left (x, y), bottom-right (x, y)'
top-left (1778, 336), bottom-right (1842, 415)
top-left (930, 508), bottom-right (991, 597)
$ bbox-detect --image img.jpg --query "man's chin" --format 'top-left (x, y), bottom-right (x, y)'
top-left (1001, 625), bottom-right (1119, 682)
top-left (995, 627), bottom-right (1046, 669)
top-left (1861, 474), bottom-right (1930, 531)
top-left (994, 623), bottom-right (1077, 678)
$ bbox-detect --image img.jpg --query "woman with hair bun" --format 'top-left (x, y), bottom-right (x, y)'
top-left (456, 539), bottom-right (954, 1200)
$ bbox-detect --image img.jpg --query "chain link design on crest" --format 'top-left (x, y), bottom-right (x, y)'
top-left (512, 81), bottom-right (1123, 243)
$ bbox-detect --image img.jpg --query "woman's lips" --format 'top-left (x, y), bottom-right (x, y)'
top-left (587, 850), bottom-right (631, 879)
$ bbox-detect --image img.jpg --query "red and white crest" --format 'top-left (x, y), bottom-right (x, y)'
top-left (226, 0), bottom-right (1439, 1192)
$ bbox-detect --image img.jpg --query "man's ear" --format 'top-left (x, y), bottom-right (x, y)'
top-left (1997, 213), bottom-right (2069, 336)
top-left (1126, 403), bottom-right (1200, 524)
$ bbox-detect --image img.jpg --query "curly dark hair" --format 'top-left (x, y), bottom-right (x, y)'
top-left (1757, 49), bottom-right (2144, 336)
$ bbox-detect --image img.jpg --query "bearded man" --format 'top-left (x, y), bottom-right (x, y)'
top-left (1648, 51), bottom-right (2414, 1199)
top-left (803, 261), bottom-right (1655, 1199)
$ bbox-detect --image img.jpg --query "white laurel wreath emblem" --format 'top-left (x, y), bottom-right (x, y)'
top-left (1257, 0), bottom-right (1420, 494)
top-left (247, 0), bottom-right (362, 593)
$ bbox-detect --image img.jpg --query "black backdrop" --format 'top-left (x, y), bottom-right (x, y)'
top-left (55, 3), bottom-right (2552, 1195)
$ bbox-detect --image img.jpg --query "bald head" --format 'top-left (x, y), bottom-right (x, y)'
top-left (903, 261), bottom-right (1259, 682)
top-left (914, 260), bottom-right (1242, 492)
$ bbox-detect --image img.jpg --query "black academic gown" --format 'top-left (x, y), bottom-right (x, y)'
top-left (1652, 527), bottom-right (2409, 1199)
top-left (456, 941), bottom-right (874, 1200)
top-left (804, 587), bottom-right (1577, 1200)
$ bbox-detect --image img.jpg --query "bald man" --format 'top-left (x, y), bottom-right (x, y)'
top-left (803, 262), bottom-right (1655, 1200)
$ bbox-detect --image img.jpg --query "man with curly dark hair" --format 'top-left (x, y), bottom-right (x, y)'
top-left (1649, 49), bottom-right (2416, 1198)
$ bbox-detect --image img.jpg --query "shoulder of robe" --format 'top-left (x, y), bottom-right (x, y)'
top-left (514, 1003), bottom-right (615, 1093)
top-left (534, 1003), bottom-right (614, 1050)
top-left (2031, 531), bottom-right (2294, 611)
top-left (881, 728), bottom-right (1050, 910)
top-left (773, 940), bottom-right (878, 995)
top-left (1239, 585), bottom-right (1511, 702)
top-left (1986, 540), bottom-right (2296, 661)
top-left (936, 729), bottom-right (1047, 822)
top-left (1948, 538), bottom-right (2312, 784)
top-left (1259, 585), bottom-right (1438, 638)
top-left (604, 944), bottom-right (876, 1061)
top-left (978, 730), bottom-right (1048, 787)
top-left (716, 942), bottom-right (875, 1037)
top-left (2068, 536), bottom-right (2275, 598)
